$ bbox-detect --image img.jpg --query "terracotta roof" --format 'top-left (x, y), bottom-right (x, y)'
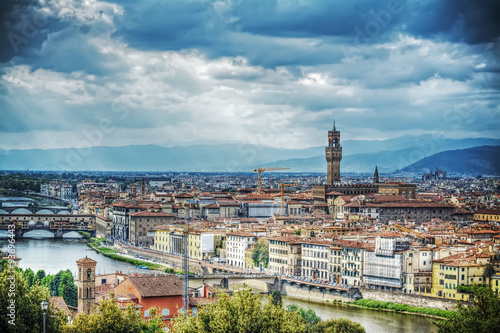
top-left (49, 296), bottom-right (71, 316)
top-left (189, 297), bottom-right (213, 306)
top-left (475, 209), bottom-right (500, 215)
top-left (126, 275), bottom-right (182, 297)
top-left (226, 232), bottom-right (256, 237)
top-left (129, 211), bottom-right (176, 217)
top-left (76, 257), bottom-right (97, 264)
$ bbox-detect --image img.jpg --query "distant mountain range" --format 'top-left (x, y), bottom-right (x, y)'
top-left (401, 146), bottom-right (500, 175)
top-left (0, 135), bottom-right (499, 174)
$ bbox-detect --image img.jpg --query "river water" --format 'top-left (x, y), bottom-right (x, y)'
top-left (0, 231), bottom-right (438, 333)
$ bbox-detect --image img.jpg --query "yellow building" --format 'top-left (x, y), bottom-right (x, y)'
top-left (268, 236), bottom-right (302, 275)
top-left (431, 254), bottom-right (488, 301)
top-left (491, 274), bottom-right (500, 295)
top-left (152, 227), bottom-right (171, 252)
top-left (188, 232), bottom-right (219, 260)
top-left (245, 246), bottom-right (255, 270)
top-left (474, 209), bottom-right (500, 222)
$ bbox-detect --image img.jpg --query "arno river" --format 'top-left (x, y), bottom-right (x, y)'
top-left (0, 231), bottom-right (437, 333)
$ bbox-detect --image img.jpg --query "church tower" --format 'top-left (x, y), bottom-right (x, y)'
top-left (76, 257), bottom-right (97, 315)
top-left (373, 165), bottom-right (379, 184)
top-left (325, 121), bottom-right (342, 185)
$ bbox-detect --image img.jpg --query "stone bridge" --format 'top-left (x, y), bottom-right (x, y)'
top-left (2, 225), bottom-right (95, 239)
top-left (0, 206), bottom-right (71, 215)
top-left (190, 275), bottom-right (280, 292)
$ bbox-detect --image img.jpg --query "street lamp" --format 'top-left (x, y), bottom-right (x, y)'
top-left (41, 299), bottom-right (48, 333)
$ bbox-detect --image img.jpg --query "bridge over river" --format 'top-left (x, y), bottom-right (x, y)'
top-left (0, 214), bottom-right (95, 238)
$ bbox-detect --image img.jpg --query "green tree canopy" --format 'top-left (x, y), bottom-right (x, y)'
top-left (271, 290), bottom-right (282, 307)
top-left (286, 304), bottom-right (321, 330)
top-left (62, 295), bottom-right (146, 333)
top-left (435, 285), bottom-right (500, 333)
top-left (0, 263), bottom-right (66, 332)
top-left (251, 240), bottom-right (269, 268)
top-left (311, 318), bottom-right (366, 333)
top-left (172, 288), bottom-right (307, 333)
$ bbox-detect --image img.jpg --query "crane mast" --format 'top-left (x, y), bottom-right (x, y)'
top-left (252, 167), bottom-right (290, 194)
top-left (182, 205), bottom-right (190, 313)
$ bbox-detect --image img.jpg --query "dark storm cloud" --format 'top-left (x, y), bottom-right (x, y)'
top-left (110, 0), bottom-right (500, 70)
top-left (1, 0), bottom-right (498, 150)
top-left (0, 0), bottom-right (70, 63)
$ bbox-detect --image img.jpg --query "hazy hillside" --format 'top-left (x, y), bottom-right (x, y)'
top-left (1, 136), bottom-right (499, 173)
top-left (401, 146), bottom-right (500, 175)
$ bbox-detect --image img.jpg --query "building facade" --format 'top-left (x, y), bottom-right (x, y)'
top-left (363, 238), bottom-right (409, 291)
top-left (226, 232), bottom-right (256, 268)
top-left (301, 240), bottom-right (331, 280)
top-left (268, 236), bottom-right (302, 276)
top-left (129, 211), bottom-right (176, 247)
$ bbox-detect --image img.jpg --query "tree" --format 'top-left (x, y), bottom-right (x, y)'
top-left (251, 239), bottom-right (269, 268)
top-left (271, 290), bottom-right (282, 307)
top-left (286, 305), bottom-right (321, 330)
top-left (311, 318), bottom-right (366, 333)
top-left (435, 285), bottom-right (500, 333)
top-left (144, 307), bottom-right (165, 333)
top-left (0, 267), bottom-right (67, 332)
top-left (483, 263), bottom-right (495, 281)
top-left (172, 288), bottom-right (307, 333)
top-left (62, 296), bottom-right (146, 333)
top-left (23, 268), bottom-right (35, 288)
top-left (35, 270), bottom-right (46, 284)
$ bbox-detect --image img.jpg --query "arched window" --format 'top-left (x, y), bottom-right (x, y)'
top-left (144, 309), bottom-right (151, 318)
top-left (87, 268), bottom-right (92, 281)
top-left (161, 308), bottom-right (170, 317)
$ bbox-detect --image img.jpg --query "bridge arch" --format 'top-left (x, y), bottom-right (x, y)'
top-left (11, 208), bottom-right (32, 214)
top-left (23, 230), bottom-right (55, 238)
top-left (0, 209), bottom-right (8, 214)
top-left (57, 210), bottom-right (70, 214)
top-left (36, 209), bottom-right (55, 214)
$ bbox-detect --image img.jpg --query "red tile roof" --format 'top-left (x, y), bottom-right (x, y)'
top-left (126, 275), bottom-right (182, 297)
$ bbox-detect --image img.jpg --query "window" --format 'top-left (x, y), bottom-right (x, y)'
top-left (144, 309), bottom-right (150, 317)
top-left (87, 268), bottom-right (92, 281)
top-left (162, 308), bottom-right (170, 317)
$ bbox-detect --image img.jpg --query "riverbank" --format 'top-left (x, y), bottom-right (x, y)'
top-left (87, 238), bottom-right (166, 271)
top-left (349, 299), bottom-right (454, 320)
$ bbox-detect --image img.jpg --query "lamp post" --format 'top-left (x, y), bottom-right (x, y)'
top-left (41, 299), bottom-right (48, 333)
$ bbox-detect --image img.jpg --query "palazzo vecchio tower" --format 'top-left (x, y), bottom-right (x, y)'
top-left (326, 121), bottom-right (342, 185)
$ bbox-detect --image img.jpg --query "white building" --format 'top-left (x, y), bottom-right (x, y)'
top-left (363, 237), bottom-right (410, 291)
top-left (301, 240), bottom-right (331, 281)
top-left (226, 232), bottom-right (256, 268)
top-left (341, 241), bottom-right (366, 287)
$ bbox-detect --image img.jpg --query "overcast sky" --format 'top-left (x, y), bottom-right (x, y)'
top-left (1, 0), bottom-right (499, 150)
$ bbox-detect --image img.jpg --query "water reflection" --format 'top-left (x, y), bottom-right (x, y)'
top-left (0, 231), bottom-right (154, 275)
top-left (281, 296), bottom-right (438, 333)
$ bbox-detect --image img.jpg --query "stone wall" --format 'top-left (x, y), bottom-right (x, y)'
top-left (359, 288), bottom-right (467, 310)
top-left (280, 282), bottom-right (355, 304)
top-left (279, 282), bottom-right (465, 310)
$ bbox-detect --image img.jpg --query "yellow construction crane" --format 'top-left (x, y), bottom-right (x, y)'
top-left (252, 167), bottom-right (290, 194)
top-left (280, 181), bottom-right (299, 216)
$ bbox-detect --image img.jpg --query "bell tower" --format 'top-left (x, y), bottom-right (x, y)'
top-left (76, 257), bottom-right (97, 315)
top-left (326, 121), bottom-right (342, 185)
